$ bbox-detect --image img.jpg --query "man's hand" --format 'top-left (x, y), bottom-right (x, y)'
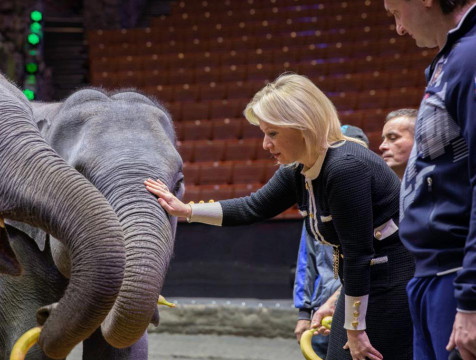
top-left (310, 287), bottom-right (340, 336)
top-left (447, 312), bottom-right (476, 360)
top-left (294, 319), bottom-right (311, 343)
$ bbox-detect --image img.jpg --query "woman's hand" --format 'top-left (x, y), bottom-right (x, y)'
top-left (344, 330), bottom-right (383, 360)
top-left (144, 178), bottom-right (191, 218)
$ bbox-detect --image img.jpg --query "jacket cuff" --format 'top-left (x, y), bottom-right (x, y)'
top-left (456, 295), bottom-right (476, 312)
top-left (188, 202), bottom-right (223, 226)
top-left (298, 308), bottom-right (312, 320)
top-left (344, 294), bottom-right (368, 330)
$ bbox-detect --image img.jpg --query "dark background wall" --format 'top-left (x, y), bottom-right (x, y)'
top-left (163, 220), bottom-right (302, 299)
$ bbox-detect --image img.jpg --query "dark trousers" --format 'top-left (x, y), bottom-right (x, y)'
top-left (407, 273), bottom-right (458, 360)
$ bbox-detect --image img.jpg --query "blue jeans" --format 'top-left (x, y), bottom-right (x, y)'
top-left (407, 273), bottom-right (457, 360)
top-left (312, 333), bottom-right (329, 359)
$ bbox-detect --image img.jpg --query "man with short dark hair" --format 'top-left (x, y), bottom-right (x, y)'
top-left (384, 0), bottom-right (476, 359)
top-left (379, 109), bottom-right (417, 179)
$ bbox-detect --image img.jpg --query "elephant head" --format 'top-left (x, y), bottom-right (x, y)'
top-left (32, 88), bottom-right (184, 348)
top-left (0, 74), bottom-right (126, 359)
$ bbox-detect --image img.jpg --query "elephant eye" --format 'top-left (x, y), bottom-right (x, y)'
top-left (173, 176), bottom-right (184, 195)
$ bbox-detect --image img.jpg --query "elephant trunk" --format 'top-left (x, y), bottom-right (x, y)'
top-left (98, 174), bottom-right (174, 348)
top-left (0, 117), bottom-right (125, 357)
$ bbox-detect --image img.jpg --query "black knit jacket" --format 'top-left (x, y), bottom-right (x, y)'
top-left (220, 141), bottom-right (401, 297)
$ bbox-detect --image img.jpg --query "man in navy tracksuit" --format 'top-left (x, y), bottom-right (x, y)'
top-left (385, 0), bottom-right (476, 359)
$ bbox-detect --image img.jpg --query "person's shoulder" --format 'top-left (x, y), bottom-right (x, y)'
top-left (447, 31), bottom-right (476, 71)
top-left (327, 141), bottom-right (371, 161)
top-left (326, 141), bottom-right (391, 175)
top-left (324, 142), bottom-right (370, 173)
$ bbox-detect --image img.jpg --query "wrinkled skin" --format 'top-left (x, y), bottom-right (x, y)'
top-left (31, 88), bottom-right (183, 358)
top-left (0, 74), bottom-right (126, 359)
top-left (0, 227), bottom-right (68, 360)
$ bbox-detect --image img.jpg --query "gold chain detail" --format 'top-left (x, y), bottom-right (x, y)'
top-left (333, 247), bottom-right (339, 279)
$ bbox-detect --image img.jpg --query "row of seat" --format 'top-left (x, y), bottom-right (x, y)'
top-left (160, 86), bottom-right (422, 122)
top-left (88, 22), bottom-right (398, 47)
top-left (89, 33), bottom-right (414, 59)
top-left (173, 106), bottom-right (414, 143)
top-left (177, 138), bottom-right (270, 163)
top-left (121, 23), bottom-right (399, 44)
top-left (92, 58), bottom-right (429, 91)
top-left (171, 0), bottom-right (374, 13)
top-left (95, 68), bottom-right (424, 104)
top-left (183, 159), bottom-right (277, 186)
top-left (181, 182), bottom-right (301, 219)
top-left (157, 8), bottom-right (393, 28)
top-left (175, 118), bottom-right (262, 141)
top-left (89, 46), bottom-right (432, 76)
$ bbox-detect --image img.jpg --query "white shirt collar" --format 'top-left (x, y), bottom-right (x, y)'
top-left (301, 150), bottom-right (327, 180)
top-left (300, 140), bottom-right (346, 180)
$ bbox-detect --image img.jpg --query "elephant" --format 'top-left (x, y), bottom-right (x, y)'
top-left (0, 73), bottom-right (126, 359)
top-left (28, 87), bottom-right (184, 358)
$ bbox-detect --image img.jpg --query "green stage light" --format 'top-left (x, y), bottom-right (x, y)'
top-left (30, 22), bottom-right (42, 33)
top-left (26, 63), bottom-right (38, 73)
top-left (28, 33), bottom-right (40, 45)
top-left (29, 49), bottom-right (38, 56)
top-left (30, 10), bottom-right (43, 22)
top-left (23, 89), bottom-right (35, 100)
top-left (26, 75), bottom-right (37, 85)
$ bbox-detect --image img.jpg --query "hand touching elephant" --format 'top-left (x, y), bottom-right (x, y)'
top-left (0, 73), bottom-right (126, 359)
top-left (32, 89), bottom-right (184, 353)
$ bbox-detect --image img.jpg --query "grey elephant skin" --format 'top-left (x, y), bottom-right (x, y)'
top-left (0, 74), bottom-right (126, 359)
top-left (31, 88), bottom-right (184, 358)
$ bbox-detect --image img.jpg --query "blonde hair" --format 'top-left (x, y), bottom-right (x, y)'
top-left (244, 73), bottom-right (365, 161)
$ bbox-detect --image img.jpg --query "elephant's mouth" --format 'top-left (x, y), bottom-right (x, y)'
top-left (0, 219), bottom-right (22, 276)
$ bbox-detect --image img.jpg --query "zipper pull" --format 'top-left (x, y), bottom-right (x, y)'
top-left (427, 176), bottom-right (433, 192)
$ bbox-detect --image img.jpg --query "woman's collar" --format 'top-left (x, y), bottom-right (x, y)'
top-left (301, 149), bottom-right (328, 180)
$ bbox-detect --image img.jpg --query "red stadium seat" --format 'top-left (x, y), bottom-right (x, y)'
top-left (183, 162), bottom-right (200, 186)
top-left (199, 161), bottom-right (233, 185)
top-left (182, 120), bottom-right (213, 141)
top-left (200, 184), bottom-right (234, 202)
top-left (232, 160), bottom-right (268, 184)
top-left (225, 139), bottom-right (258, 161)
top-left (193, 139), bottom-right (227, 162)
top-left (232, 183), bottom-right (262, 198)
top-left (181, 101), bottom-right (210, 121)
top-left (212, 118), bottom-right (242, 140)
top-left (177, 140), bottom-right (194, 163)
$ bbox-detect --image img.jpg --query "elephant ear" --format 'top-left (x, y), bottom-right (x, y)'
top-left (5, 219), bottom-right (47, 251)
top-left (0, 217), bottom-right (22, 276)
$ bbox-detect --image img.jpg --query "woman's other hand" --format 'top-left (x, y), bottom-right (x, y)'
top-left (144, 178), bottom-right (191, 218)
top-left (344, 330), bottom-right (383, 360)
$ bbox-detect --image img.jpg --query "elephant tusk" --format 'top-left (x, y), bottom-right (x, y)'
top-left (10, 326), bottom-right (42, 360)
top-left (157, 295), bottom-right (176, 308)
top-left (299, 316), bottom-right (332, 360)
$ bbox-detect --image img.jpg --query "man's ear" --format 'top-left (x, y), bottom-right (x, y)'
top-left (422, 0), bottom-right (435, 9)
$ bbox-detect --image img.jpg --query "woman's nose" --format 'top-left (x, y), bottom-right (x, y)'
top-left (263, 136), bottom-right (271, 150)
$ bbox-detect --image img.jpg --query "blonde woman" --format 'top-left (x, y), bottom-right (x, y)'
top-left (145, 74), bottom-right (414, 360)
